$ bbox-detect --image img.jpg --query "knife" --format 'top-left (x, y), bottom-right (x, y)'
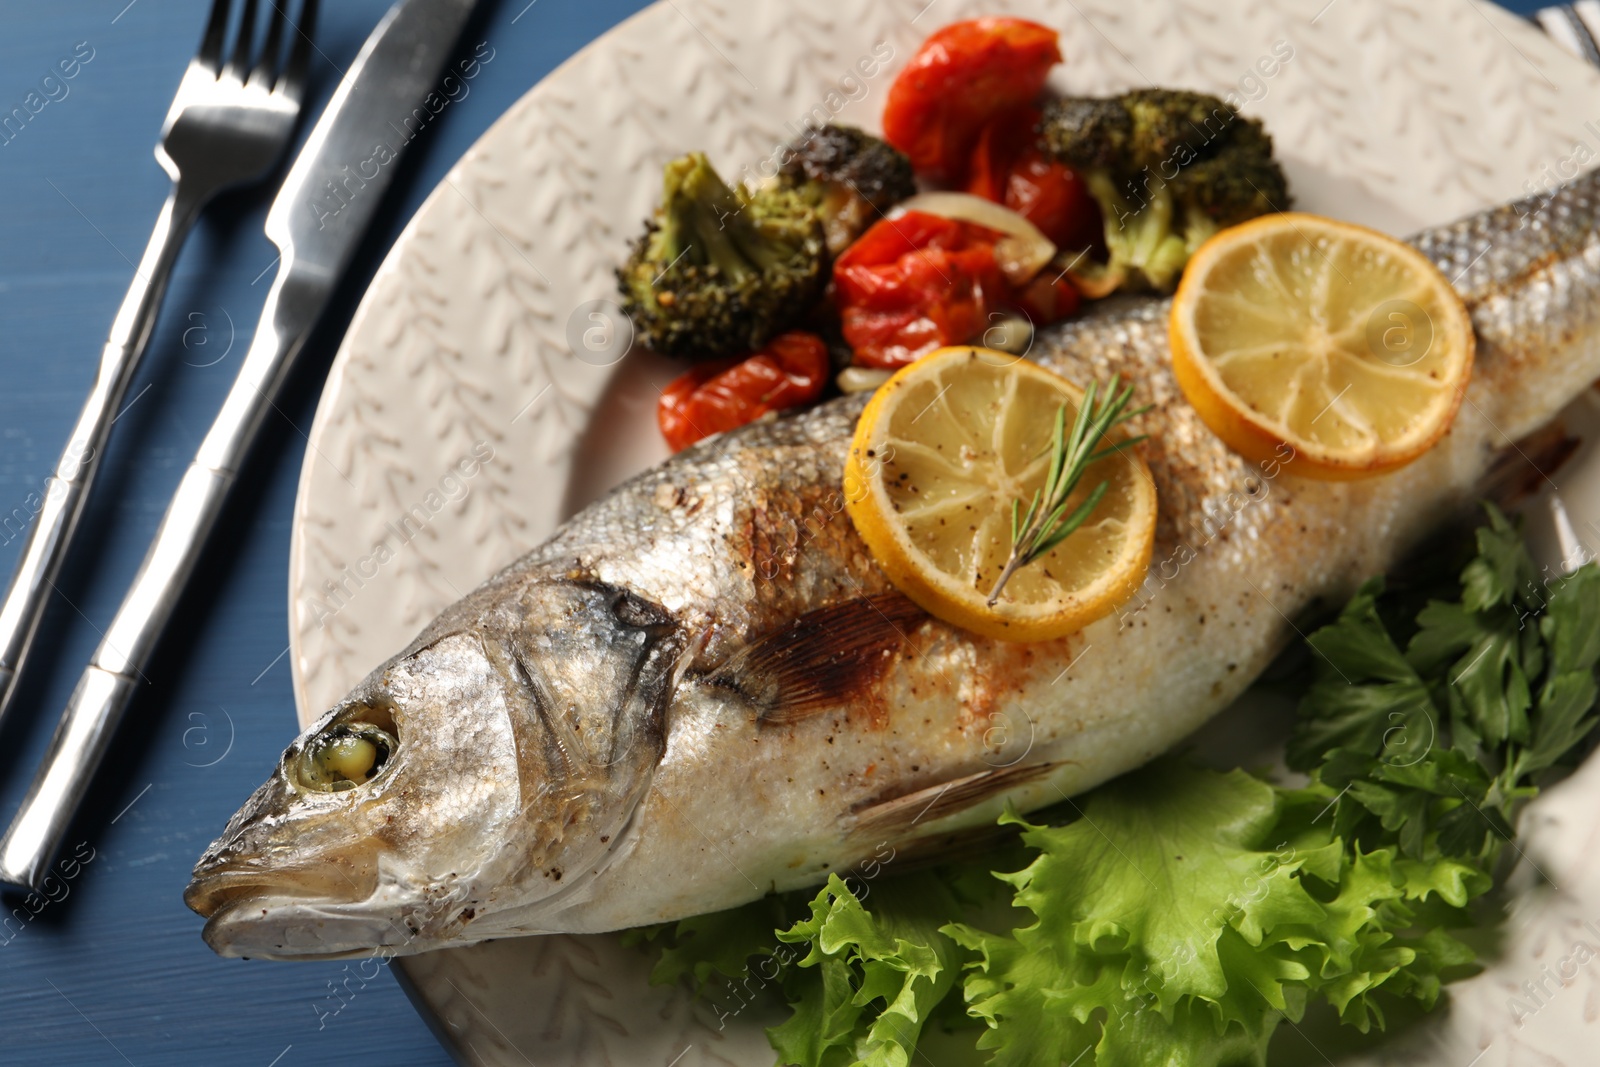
top-left (0, 0), bottom-right (481, 892)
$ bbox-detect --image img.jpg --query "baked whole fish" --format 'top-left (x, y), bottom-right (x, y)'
top-left (186, 170), bottom-right (1600, 960)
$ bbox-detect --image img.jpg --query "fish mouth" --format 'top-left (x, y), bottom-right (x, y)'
top-left (183, 864), bottom-right (366, 919)
top-left (191, 882), bottom-right (452, 961)
top-left (185, 844), bottom-right (419, 960)
top-left (197, 892), bottom-right (431, 961)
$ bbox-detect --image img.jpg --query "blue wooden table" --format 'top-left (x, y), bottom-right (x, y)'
top-left (0, 0), bottom-right (1553, 1064)
top-left (0, 2), bottom-right (652, 1063)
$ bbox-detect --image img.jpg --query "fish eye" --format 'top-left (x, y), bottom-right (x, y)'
top-left (294, 720), bottom-right (397, 793)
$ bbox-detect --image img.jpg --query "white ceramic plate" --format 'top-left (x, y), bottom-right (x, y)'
top-left (288, 1), bottom-right (1600, 1063)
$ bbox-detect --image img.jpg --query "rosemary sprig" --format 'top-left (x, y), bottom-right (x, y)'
top-left (986, 375), bottom-right (1149, 606)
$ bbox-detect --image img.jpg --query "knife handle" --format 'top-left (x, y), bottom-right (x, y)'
top-left (0, 265), bottom-right (306, 892)
top-left (0, 186), bottom-right (202, 731)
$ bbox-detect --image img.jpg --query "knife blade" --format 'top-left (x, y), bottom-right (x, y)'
top-left (0, 0), bottom-right (481, 892)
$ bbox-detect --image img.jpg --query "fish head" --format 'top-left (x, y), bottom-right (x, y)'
top-left (185, 577), bottom-right (685, 959)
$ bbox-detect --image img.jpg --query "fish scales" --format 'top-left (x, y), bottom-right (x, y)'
top-left (187, 170), bottom-right (1600, 959)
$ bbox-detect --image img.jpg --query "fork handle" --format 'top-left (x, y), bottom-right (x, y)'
top-left (0, 263), bottom-right (308, 892)
top-left (0, 184), bottom-right (204, 728)
top-left (0, 465), bottom-right (231, 892)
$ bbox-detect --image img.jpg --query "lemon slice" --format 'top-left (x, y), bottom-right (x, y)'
top-left (844, 347), bottom-right (1157, 642)
top-left (1170, 213), bottom-right (1474, 480)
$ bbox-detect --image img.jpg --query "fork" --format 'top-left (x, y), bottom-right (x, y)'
top-left (1535, 3), bottom-right (1600, 66)
top-left (0, 0), bottom-right (315, 729)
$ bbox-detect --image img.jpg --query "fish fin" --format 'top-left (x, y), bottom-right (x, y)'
top-left (1481, 418), bottom-right (1580, 509)
top-left (850, 761), bottom-right (1061, 838)
top-left (711, 593), bottom-right (925, 725)
top-left (850, 822), bottom-right (1020, 874)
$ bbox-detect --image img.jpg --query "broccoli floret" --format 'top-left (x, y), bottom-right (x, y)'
top-left (1122, 88), bottom-right (1237, 165)
top-left (1039, 90), bottom-right (1289, 294)
top-left (619, 152), bottom-right (826, 360)
top-left (776, 124), bottom-right (916, 254)
top-left (1166, 118), bottom-right (1289, 230)
top-left (1042, 90), bottom-right (1229, 175)
top-left (1040, 96), bottom-right (1134, 171)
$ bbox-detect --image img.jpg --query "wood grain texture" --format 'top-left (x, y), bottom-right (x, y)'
top-left (0, 2), bottom-right (656, 1065)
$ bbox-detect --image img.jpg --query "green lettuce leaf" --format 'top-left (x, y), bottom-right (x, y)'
top-left (947, 764), bottom-right (1483, 1065)
top-left (769, 874), bottom-right (965, 1067)
top-left (639, 897), bottom-right (786, 996)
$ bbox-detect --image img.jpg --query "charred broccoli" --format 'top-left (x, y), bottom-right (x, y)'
top-left (619, 152), bottom-right (826, 360)
top-left (1039, 88), bottom-right (1288, 293)
top-left (776, 124), bottom-right (917, 254)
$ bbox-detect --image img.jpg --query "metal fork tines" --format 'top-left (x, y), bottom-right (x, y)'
top-left (1535, 3), bottom-right (1600, 67)
top-left (0, 0), bottom-right (315, 728)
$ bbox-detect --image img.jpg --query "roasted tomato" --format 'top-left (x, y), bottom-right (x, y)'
top-left (832, 210), bottom-right (1011, 369)
top-left (967, 106), bottom-right (1103, 252)
top-left (657, 331), bottom-right (830, 452)
top-left (1013, 270), bottom-right (1081, 324)
top-left (882, 18), bottom-right (1061, 185)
